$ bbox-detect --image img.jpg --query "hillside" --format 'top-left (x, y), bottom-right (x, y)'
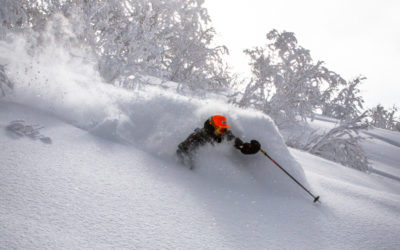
top-left (1, 92), bottom-right (400, 249)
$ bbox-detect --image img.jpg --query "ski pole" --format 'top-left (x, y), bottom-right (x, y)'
top-left (259, 148), bottom-right (320, 203)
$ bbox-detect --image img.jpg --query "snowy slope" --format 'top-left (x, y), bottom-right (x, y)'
top-left (1, 35), bottom-right (400, 249)
top-left (291, 148), bottom-right (400, 250)
top-left (360, 128), bottom-right (400, 181)
top-left (2, 98), bottom-right (400, 249)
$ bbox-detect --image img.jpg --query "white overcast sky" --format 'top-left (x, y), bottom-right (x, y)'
top-left (205, 0), bottom-right (400, 108)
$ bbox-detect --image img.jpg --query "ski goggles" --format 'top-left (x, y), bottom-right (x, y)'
top-left (215, 126), bottom-right (227, 135)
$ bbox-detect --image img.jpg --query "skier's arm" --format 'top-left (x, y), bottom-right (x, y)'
top-left (222, 130), bottom-right (261, 154)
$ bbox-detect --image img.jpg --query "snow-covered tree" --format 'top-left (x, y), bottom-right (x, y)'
top-left (386, 106), bottom-right (399, 131)
top-left (158, 0), bottom-right (231, 89)
top-left (1, 0), bottom-right (231, 90)
top-left (235, 29), bottom-right (346, 124)
top-left (303, 112), bottom-right (370, 171)
top-left (370, 105), bottom-right (387, 128)
top-left (232, 29), bottom-right (371, 171)
top-left (0, 64), bottom-right (13, 96)
top-left (57, 0), bottom-right (231, 90)
top-left (0, 0), bottom-right (55, 36)
top-left (322, 76), bottom-right (365, 121)
top-left (369, 104), bottom-right (399, 131)
top-left (0, 0), bottom-right (31, 34)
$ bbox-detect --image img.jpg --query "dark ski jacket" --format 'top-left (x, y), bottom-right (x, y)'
top-left (177, 120), bottom-right (260, 161)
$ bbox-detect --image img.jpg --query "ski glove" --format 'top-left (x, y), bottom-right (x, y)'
top-left (235, 138), bottom-right (261, 155)
top-left (250, 140), bottom-right (261, 151)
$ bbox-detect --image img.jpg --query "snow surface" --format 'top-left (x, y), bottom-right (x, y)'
top-left (1, 35), bottom-right (400, 249)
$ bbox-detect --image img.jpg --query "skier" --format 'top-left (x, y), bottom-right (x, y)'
top-left (177, 115), bottom-right (261, 169)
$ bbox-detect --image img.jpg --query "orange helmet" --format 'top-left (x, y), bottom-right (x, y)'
top-left (209, 115), bottom-right (231, 134)
top-left (210, 115), bottom-right (231, 128)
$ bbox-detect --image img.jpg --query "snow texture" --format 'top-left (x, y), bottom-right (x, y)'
top-left (1, 32), bottom-right (400, 250)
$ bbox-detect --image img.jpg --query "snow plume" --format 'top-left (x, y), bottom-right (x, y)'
top-left (88, 89), bottom-right (308, 195)
top-left (0, 14), bottom-right (119, 127)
